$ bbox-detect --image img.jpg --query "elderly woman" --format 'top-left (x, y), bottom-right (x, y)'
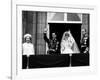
top-left (23, 34), bottom-right (35, 56)
top-left (61, 30), bottom-right (80, 54)
top-left (23, 33), bottom-right (35, 68)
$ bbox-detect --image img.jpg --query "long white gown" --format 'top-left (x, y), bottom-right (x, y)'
top-left (61, 31), bottom-right (80, 54)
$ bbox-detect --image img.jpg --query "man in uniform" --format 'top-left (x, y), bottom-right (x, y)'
top-left (81, 29), bottom-right (89, 53)
top-left (43, 28), bottom-right (59, 55)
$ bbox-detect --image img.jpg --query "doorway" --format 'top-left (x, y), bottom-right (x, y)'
top-left (49, 23), bottom-right (82, 53)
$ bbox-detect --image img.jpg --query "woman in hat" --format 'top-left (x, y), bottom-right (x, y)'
top-left (23, 33), bottom-right (35, 69)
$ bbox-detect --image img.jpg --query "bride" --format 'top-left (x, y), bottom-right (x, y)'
top-left (61, 30), bottom-right (80, 54)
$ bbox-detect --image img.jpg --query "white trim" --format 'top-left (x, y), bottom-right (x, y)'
top-left (12, 2), bottom-right (97, 80)
top-left (64, 13), bottom-right (67, 21)
top-left (48, 21), bottom-right (82, 23)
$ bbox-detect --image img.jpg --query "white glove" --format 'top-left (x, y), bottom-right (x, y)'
top-left (44, 28), bottom-right (48, 33)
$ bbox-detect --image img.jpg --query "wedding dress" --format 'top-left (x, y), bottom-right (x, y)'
top-left (61, 31), bottom-right (80, 54)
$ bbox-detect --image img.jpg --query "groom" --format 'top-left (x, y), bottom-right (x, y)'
top-left (43, 28), bottom-right (59, 55)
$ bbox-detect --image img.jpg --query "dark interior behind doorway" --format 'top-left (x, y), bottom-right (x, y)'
top-left (49, 23), bottom-right (82, 53)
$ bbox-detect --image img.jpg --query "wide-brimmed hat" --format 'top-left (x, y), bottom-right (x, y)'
top-left (24, 34), bottom-right (32, 38)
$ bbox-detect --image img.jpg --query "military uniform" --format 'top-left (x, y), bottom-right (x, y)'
top-left (43, 33), bottom-right (59, 55)
top-left (81, 33), bottom-right (89, 53)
